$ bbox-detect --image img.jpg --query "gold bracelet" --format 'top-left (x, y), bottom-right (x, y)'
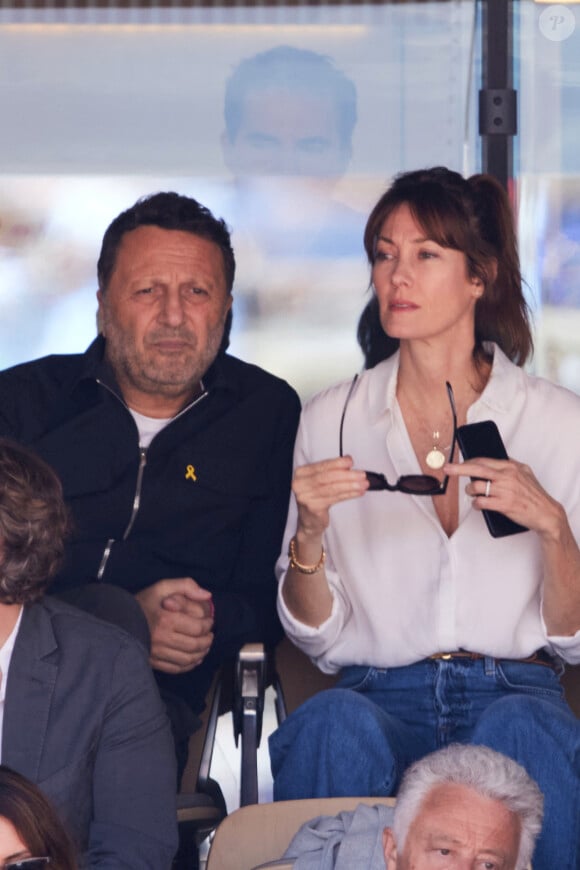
top-left (288, 535), bottom-right (326, 575)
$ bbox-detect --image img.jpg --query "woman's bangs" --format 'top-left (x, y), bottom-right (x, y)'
top-left (408, 194), bottom-right (467, 251)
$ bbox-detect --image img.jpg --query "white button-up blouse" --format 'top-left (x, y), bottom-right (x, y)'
top-left (277, 345), bottom-right (580, 672)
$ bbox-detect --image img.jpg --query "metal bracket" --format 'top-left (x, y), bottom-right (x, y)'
top-left (233, 643), bottom-right (267, 806)
top-left (479, 88), bottom-right (517, 136)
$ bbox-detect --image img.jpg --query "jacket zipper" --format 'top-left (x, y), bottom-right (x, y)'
top-left (97, 446), bottom-right (146, 580)
top-left (94, 379), bottom-right (208, 581)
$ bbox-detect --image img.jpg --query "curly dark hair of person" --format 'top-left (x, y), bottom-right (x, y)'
top-left (0, 439), bottom-right (69, 605)
top-left (0, 765), bottom-right (78, 869)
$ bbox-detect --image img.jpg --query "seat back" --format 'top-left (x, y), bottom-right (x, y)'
top-left (273, 636), bottom-right (339, 722)
top-left (178, 669), bottom-right (228, 804)
top-left (229, 637), bottom-right (339, 808)
top-left (175, 671), bottom-right (227, 870)
top-left (561, 664), bottom-right (580, 718)
top-left (206, 796), bottom-right (396, 870)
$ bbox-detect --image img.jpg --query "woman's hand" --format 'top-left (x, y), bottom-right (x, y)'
top-left (446, 455), bottom-right (580, 635)
top-left (293, 455), bottom-right (369, 540)
top-left (445, 456), bottom-right (566, 541)
top-left (281, 456), bottom-right (369, 627)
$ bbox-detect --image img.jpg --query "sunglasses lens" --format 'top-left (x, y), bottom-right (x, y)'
top-left (365, 471), bottom-right (388, 491)
top-left (398, 474), bottom-right (441, 495)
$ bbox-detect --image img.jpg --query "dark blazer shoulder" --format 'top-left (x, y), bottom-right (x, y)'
top-left (5, 596), bottom-right (177, 866)
top-left (0, 341), bottom-right (104, 441)
top-left (0, 350), bottom-right (88, 390)
top-left (20, 595), bottom-right (144, 661)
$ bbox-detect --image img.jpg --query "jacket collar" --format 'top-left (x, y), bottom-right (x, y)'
top-left (71, 335), bottom-right (120, 395)
top-left (72, 336), bottom-right (237, 403)
top-left (2, 602), bottom-right (59, 781)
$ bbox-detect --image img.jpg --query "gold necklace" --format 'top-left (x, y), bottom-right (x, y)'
top-left (425, 431), bottom-right (449, 470)
top-left (398, 384), bottom-right (453, 470)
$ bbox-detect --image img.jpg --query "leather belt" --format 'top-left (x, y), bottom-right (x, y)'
top-left (429, 649), bottom-right (556, 670)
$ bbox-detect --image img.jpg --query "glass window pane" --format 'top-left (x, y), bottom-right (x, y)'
top-left (0, 1), bottom-right (480, 396)
top-left (517, 0), bottom-right (580, 394)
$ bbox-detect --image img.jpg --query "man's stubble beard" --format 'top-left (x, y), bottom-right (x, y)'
top-left (102, 316), bottom-right (226, 401)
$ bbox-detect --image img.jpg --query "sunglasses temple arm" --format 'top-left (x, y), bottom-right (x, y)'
top-left (338, 373), bottom-right (359, 458)
top-left (445, 381), bottom-right (458, 464)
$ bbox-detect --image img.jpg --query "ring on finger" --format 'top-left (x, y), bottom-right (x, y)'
top-left (485, 479), bottom-right (491, 498)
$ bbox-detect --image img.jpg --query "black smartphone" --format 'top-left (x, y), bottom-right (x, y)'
top-left (456, 420), bottom-right (528, 538)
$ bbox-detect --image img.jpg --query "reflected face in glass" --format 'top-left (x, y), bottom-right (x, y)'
top-left (223, 88), bottom-right (350, 180)
top-left (98, 225), bottom-right (232, 414)
top-left (372, 204), bottom-right (482, 347)
top-left (0, 816), bottom-right (32, 866)
top-left (383, 784), bottom-right (521, 870)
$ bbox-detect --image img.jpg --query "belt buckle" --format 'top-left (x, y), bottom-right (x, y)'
top-left (440, 653), bottom-right (453, 660)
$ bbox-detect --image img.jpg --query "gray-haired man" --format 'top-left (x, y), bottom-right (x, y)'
top-left (383, 744), bottom-right (543, 870)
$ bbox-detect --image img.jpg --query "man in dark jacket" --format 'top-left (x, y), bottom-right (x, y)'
top-left (0, 438), bottom-right (178, 868)
top-left (0, 191), bottom-right (301, 763)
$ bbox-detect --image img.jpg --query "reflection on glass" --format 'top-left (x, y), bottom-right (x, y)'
top-left (518, 1), bottom-right (580, 395)
top-left (542, 191), bottom-right (580, 309)
top-left (221, 46), bottom-right (360, 258)
top-left (0, 3), bottom-right (479, 397)
top-left (215, 45), bottom-right (367, 394)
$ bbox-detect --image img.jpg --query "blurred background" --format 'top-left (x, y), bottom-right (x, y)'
top-left (0, 0), bottom-right (579, 400)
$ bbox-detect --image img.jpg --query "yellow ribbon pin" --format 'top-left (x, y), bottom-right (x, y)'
top-left (185, 464), bottom-right (197, 482)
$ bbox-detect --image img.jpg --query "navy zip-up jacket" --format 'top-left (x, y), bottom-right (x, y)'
top-left (0, 337), bottom-right (301, 709)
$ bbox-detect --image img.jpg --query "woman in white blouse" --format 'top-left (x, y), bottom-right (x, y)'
top-left (269, 167), bottom-right (580, 870)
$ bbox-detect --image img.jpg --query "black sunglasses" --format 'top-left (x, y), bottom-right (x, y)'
top-left (339, 376), bottom-right (457, 495)
top-left (4, 860), bottom-right (51, 870)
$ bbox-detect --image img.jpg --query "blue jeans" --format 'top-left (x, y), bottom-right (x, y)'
top-left (268, 657), bottom-right (580, 870)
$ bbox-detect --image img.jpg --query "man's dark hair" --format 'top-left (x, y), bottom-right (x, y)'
top-left (0, 439), bottom-right (69, 604)
top-left (97, 191), bottom-right (236, 295)
top-left (224, 45), bottom-right (357, 150)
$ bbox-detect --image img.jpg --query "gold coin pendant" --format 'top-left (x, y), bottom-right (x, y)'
top-left (426, 447), bottom-right (446, 470)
